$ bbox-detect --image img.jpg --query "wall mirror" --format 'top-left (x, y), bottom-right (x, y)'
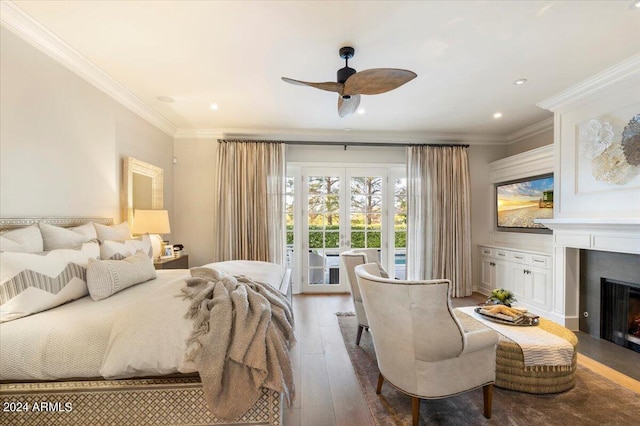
top-left (122, 156), bottom-right (164, 226)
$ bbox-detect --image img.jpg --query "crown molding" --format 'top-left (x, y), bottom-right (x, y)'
top-left (506, 117), bottom-right (554, 144)
top-left (174, 127), bottom-right (509, 145)
top-left (0, 1), bottom-right (177, 136)
top-left (537, 53), bottom-right (640, 113)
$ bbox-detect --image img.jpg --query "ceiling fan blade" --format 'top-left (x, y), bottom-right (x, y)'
top-left (281, 77), bottom-right (343, 94)
top-left (343, 69), bottom-right (417, 96)
top-left (338, 95), bottom-right (361, 118)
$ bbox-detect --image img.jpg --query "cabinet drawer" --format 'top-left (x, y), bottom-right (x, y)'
top-left (480, 247), bottom-right (493, 257)
top-left (530, 255), bottom-right (550, 268)
top-left (495, 250), bottom-right (509, 260)
top-left (509, 252), bottom-right (526, 264)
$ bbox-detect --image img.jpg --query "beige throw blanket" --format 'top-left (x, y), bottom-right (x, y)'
top-left (181, 267), bottom-right (295, 421)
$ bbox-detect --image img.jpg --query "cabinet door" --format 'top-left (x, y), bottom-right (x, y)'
top-left (494, 260), bottom-right (510, 290)
top-left (528, 266), bottom-right (551, 310)
top-left (480, 257), bottom-right (494, 290)
top-left (510, 264), bottom-right (527, 299)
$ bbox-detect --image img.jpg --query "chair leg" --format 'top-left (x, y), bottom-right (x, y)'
top-left (356, 325), bottom-right (364, 346)
top-left (483, 384), bottom-right (493, 419)
top-left (412, 396), bottom-right (420, 426)
top-left (376, 373), bottom-right (384, 394)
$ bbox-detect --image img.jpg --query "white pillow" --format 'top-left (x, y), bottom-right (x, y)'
top-left (40, 222), bottom-right (97, 251)
top-left (100, 234), bottom-right (153, 260)
top-left (93, 222), bottom-right (131, 242)
top-left (0, 225), bottom-right (44, 253)
top-left (86, 251), bottom-right (157, 301)
top-left (0, 242), bottom-right (100, 322)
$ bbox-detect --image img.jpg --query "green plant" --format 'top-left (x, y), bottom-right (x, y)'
top-left (486, 288), bottom-right (517, 307)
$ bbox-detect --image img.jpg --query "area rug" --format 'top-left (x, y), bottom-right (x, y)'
top-left (338, 314), bottom-right (640, 425)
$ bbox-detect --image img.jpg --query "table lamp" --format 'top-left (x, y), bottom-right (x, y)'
top-left (132, 209), bottom-right (171, 260)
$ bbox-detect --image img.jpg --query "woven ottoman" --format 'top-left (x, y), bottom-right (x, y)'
top-left (456, 311), bottom-right (578, 394)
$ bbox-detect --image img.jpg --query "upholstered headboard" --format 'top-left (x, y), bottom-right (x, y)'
top-left (0, 217), bottom-right (114, 232)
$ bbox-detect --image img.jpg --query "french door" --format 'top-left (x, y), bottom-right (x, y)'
top-left (301, 167), bottom-right (388, 293)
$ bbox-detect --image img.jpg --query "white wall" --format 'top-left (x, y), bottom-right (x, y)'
top-left (286, 144), bottom-right (406, 164)
top-left (467, 144), bottom-right (509, 291)
top-left (507, 129), bottom-right (553, 156)
top-left (172, 138), bottom-right (218, 267)
top-left (0, 28), bottom-right (174, 225)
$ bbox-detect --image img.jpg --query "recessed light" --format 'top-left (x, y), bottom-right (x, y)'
top-left (513, 78), bottom-right (528, 85)
top-left (633, 1), bottom-right (640, 9)
top-left (357, 108), bottom-right (365, 115)
top-left (493, 112), bottom-right (503, 119)
top-left (157, 96), bottom-right (175, 103)
top-left (210, 103), bottom-right (219, 110)
top-left (343, 128), bottom-right (352, 132)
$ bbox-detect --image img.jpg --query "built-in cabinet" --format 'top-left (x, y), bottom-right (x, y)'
top-left (479, 245), bottom-right (552, 313)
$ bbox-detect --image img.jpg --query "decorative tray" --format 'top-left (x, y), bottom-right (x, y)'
top-left (474, 307), bottom-right (539, 326)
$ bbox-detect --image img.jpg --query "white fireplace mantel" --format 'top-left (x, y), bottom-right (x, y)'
top-left (537, 218), bottom-right (640, 255)
top-left (535, 218), bottom-right (640, 330)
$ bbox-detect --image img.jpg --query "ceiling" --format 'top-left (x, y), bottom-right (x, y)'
top-left (6, 0), bottom-right (640, 140)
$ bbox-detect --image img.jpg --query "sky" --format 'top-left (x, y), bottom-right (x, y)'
top-left (498, 176), bottom-right (554, 202)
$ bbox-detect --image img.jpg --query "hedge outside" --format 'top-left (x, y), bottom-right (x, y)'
top-left (286, 225), bottom-right (406, 248)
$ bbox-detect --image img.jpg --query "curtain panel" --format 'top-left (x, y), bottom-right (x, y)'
top-left (212, 140), bottom-right (286, 266)
top-left (406, 145), bottom-right (472, 297)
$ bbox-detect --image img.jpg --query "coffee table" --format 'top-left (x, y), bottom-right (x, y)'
top-left (456, 309), bottom-right (578, 394)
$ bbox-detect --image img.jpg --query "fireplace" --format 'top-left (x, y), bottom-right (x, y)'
top-left (601, 278), bottom-right (640, 353)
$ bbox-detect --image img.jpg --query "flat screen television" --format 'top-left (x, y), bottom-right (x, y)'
top-left (496, 174), bottom-right (554, 233)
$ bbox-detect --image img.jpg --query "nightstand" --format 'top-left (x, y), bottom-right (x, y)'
top-left (154, 255), bottom-right (189, 270)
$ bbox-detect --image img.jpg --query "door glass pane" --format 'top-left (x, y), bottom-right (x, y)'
top-left (307, 175), bottom-right (341, 285)
top-left (325, 231), bottom-right (339, 248)
top-left (350, 176), bottom-right (383, 251)
top-left (326, 194), bottom-right (340, 213)
top-left (308, 231), bottom-right (323, 248)
top-left (285, 176), bottom-right (294, 269)
top-left (366, 232), bottom-right (381, 248)
top-left (394, 177), bottom-right (407, 279)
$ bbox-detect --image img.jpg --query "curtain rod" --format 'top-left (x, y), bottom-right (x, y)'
top-left (281, 141), bottom-right (470, 148)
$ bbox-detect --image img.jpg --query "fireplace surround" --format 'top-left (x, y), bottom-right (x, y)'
top-left (536, 219), bottom-right (640, 329)
top-left (578, 249), bottom-right (640, 353)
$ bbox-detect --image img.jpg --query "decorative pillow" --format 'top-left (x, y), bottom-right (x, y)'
top-left (0, 242), bottom-right (100, 322)
top-left (86, 251), bottom-right (157, 301)
top-left (0, 224), bottom-right (44, 253)
top-left (40, 222), bottom-right (97, 251)
top-left (93, 222), bottom-right (131, 242)
top-left (99, 234), bottom-right (152, 260)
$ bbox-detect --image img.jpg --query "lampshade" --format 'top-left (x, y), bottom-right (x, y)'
top-left (132, 209), bottom-right (171, 234)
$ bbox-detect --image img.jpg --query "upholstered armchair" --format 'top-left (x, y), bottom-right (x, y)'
top-left (355, 262), bottom-right (499, 425)
top-left (340, 249), bottom-right (387, 345)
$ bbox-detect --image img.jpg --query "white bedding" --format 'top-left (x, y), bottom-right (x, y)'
top-left (0, 261), bottom-right (286, 381)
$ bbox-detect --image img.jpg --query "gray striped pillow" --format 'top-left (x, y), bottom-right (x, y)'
top-left (0, 242), bottom-right (100, 322)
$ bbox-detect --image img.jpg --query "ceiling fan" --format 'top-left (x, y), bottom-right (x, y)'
top-left (282, 46), bottom-right (417, 117)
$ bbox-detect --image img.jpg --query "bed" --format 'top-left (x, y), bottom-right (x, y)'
top-left (0, 217), bottom-right (292, 426)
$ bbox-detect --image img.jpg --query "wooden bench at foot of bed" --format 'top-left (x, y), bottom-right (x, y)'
top-left (0, 376), bottom-right (281, 426)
